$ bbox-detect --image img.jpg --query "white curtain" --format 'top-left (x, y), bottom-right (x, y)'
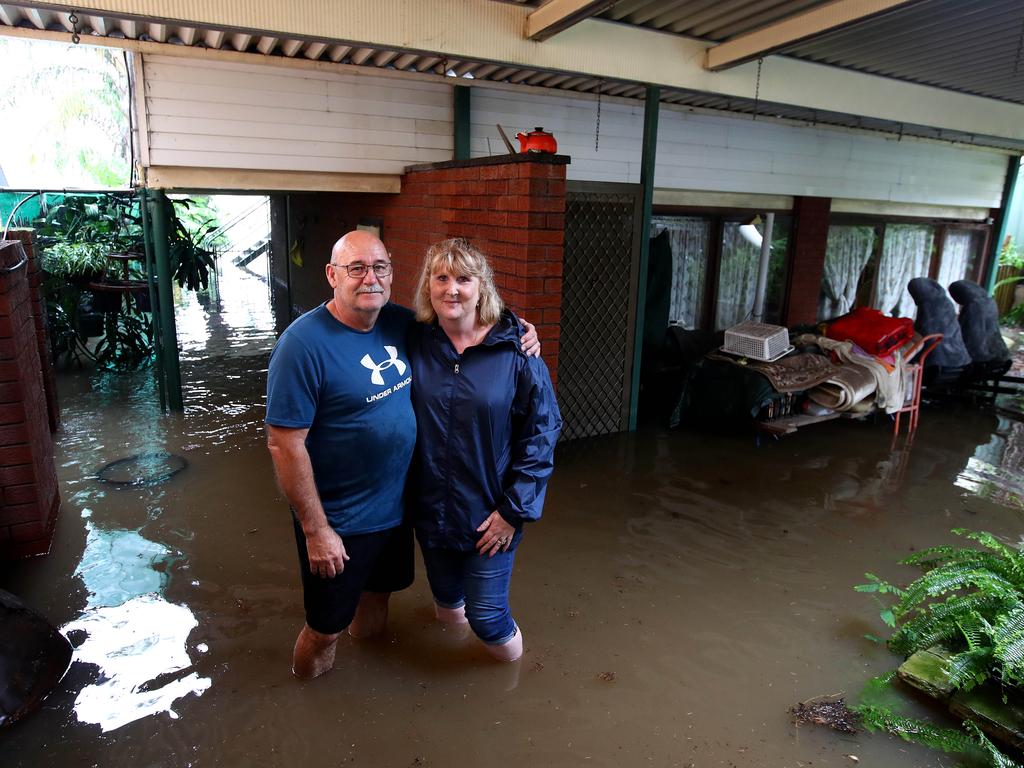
top-left (818, 225), bottom-right (876, 320)
top-left (875, 224), bottom-right (935, 318)
top-left (716, 223), bottom-right (761, 330)
top-left (651, 216), bottom-right (710, 329)
top-left (936, 229), bottom-right (977, 289)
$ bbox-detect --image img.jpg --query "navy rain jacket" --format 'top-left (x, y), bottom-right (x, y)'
top-left (408, 310), bottom-right (562, 551)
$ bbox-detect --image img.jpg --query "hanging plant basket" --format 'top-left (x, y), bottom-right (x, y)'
top-left (87, 279), bottom-right (149, 314)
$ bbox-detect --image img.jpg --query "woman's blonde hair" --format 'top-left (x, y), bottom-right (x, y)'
top-left (414, 238), bottom-right (504, 324)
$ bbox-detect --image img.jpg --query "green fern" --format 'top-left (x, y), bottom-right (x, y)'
top-left (889, 593), bottom-right (1008, 656)
top-left (893, 567), bottom-right (1019, 620)
top-left (855, 704), bottom-right (1024, 768)
top-left (945, 646), bottom-right (993, 691)
top-left (955, 529), bottom-right (1024, 579)
top-left (990, 605), bottom-right (1024, 685)
top-left (853, 531), bottom-right (1024, 768)
top-left (855, 703), bottom-right (976, 754)
top-left (902, 544), bottom-right (958, 568)
top-left (859, 529), bottom-right (1024, 687)
top-left (964, 722), bottom-right (1024, 768)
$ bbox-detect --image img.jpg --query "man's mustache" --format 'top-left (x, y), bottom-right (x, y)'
top-left (356, 286), bottom-right (385, 295)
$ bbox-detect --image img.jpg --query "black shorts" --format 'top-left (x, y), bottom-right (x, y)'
top-left (292, 517), bottom-right (414, 635)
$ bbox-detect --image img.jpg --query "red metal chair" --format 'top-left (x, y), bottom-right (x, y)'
top-left (892, 333), bottom-right (944, 438)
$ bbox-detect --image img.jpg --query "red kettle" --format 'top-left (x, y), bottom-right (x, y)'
top-left (516, 127), bottom-right (557, 154)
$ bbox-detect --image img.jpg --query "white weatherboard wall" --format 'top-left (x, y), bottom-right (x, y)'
top-left (471, 87), bottom-right (1009, 209)
top-left (141, 55), bottom-right (453, 176)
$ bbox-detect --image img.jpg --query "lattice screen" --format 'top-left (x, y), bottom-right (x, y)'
top-left (557, 184), bottom-right (641, 442)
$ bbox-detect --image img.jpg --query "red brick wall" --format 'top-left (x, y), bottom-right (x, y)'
top-left (0, 241), bottom-right (61, 559)
top-left (9, 229), bottom-right (59, 433)
top-left (783, 196), bottom-right (832, 327)
top-left (337, 156), bottom-right (567, 383)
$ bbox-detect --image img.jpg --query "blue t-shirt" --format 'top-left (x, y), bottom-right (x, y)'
top-left (265, 302), bottom-right (416, 535)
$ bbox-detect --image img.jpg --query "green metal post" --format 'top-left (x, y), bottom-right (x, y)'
top-left (628, 84), bottom-right (660, 430)
top-left (139, 187), bottom-right (167, 411)
top-left (150, 190), bottom-right (184, 411)
top-left (454, 85), bottom-right (471, 161)
top-left (986, 154), bottom-right (1022, 295)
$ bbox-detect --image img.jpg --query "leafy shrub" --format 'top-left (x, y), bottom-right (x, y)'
top-left (858, 529), bottom-right (1024, 691)
top-left (40, 242), bottom-right (109, 278)
top-left (853, 529), bottom-right (1024, 767)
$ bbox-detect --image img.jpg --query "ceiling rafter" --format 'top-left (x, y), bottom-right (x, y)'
top-left (526, 0), bottom-right (615, 41)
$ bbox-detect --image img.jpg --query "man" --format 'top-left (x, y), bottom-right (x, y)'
top-left (266, 230), bottom-right (537, 679)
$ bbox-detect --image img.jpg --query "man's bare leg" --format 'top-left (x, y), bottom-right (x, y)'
top-left (292, 624), bottom-right (340, 679)
top-left (347, 591), bottom-right (391, 639)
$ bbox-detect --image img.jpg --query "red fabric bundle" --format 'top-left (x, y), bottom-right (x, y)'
top-left (825, 307), bottom-right (914, 357)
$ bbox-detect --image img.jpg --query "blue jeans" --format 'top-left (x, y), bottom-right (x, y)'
top-left (420, 546), bottom-right (517, 645)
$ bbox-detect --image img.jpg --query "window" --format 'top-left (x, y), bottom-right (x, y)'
top-left (716, 220), bottom-right (789, 330)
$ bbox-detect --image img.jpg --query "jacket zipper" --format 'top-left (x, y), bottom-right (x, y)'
top-left (442, 350), bottom-right (459, 536)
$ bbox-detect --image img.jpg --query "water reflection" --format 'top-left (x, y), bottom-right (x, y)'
top-left (75, 520), bottom-right (171, 607)
top-left (62, 517), bottom-right (209, 732)
top-left (63, 594), bottom-right (210, 732)
top-left (957, 417), bottom-right (1024, 511)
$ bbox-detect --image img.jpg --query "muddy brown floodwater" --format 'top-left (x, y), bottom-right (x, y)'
top-left (2, 260), bottom-right (1023, 767)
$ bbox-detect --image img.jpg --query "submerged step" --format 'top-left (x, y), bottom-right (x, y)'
top-left (898, 647), bottom-right (1024, 751)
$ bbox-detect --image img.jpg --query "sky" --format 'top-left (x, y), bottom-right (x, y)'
top-left (0, 36), bottom-right (131, 189)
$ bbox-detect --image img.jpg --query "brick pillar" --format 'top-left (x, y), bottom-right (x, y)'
top-left (0, 241), bottom-right (61, 559)
top-left (387, 155), bottom-right (568, 384)
top-left (9, 229), bottom-right (59, 432)
top-left (782, 196), bottom-right (831, 327)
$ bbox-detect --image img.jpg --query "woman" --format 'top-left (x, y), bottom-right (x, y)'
top-left (407, 238), bottom-right (562, 662)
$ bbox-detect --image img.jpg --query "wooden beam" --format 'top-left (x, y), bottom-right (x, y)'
top-left (145, 166), bottom-right (402, 193)
top-left (705, 0), bottom-right (922, 71)
top-left (526, 0), bottom-right (615, 42)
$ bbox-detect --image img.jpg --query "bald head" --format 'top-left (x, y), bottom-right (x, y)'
top-left (331, 230), bottom-right (388, 264)
top-left (325, 229), bottom-right (393, 331)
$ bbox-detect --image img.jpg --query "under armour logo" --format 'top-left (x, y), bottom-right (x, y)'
top-left (361, 346), bottom-right (407, 386)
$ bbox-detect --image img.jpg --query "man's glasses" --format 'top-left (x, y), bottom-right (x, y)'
top-left (332, 262), bottom-right (393, 278)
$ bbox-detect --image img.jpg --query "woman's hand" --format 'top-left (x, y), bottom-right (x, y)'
top-left (519, 318), bottom-right (541, 358)
top-left (476, 511), bottom-right (515, 557)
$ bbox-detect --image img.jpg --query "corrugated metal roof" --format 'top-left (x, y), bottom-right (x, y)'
top-left (600, 0), bottom-right (833, 40)
top-left (595, 0), bottom-right (1024, 105)
top-left (781, 0), bottom-right (1024, 105)
top-left (1, 1), bottom-right (1022, 151)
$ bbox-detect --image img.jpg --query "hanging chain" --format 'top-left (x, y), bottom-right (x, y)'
top-left (752, 58), bottom-right (762, 121)
top-left (68, 12), bottom-right (80, 44)
top-left (594, 79), bottom-right (603, 152)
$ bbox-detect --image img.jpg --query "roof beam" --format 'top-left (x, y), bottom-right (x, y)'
top-left (704, 0), bottom-right (923, 71)
top-left (526, 0), bottom-right (615, 42)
